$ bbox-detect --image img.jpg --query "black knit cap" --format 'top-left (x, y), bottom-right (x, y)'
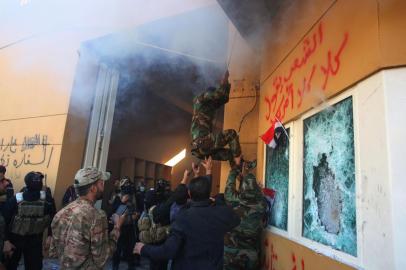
top-left (24, 171), bottom-right (44, 191)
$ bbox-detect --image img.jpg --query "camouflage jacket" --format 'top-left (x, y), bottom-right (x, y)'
top-left (50, 198), bottom-right (120, 270)
top-left (224, 169), bottom-right (266, 250)
top-left (191, 82), bottom-right (231, 140)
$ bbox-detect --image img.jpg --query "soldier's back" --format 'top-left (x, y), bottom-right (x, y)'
top-left (51, 198), bottom-right (106, 268)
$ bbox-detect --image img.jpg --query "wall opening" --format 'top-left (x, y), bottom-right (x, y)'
top-left (73, 5), bottom-right (230, 209)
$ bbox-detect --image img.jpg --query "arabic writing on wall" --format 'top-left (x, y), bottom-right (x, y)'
top-left (263, 22), bottom-right (349, 127)
top-left (0, 134), bottom-right (54, 169)
top-left (263, 239), bottom-right (306, 270)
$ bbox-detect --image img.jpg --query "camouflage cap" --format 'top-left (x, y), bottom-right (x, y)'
top-left (74, 167), bottom-right (110, 188)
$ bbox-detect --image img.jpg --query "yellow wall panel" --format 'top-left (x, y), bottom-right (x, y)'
top-left (261, 0), bottom-right (335, 78)
top-left (0, 35), bottom-right (78, 121)
top-left (257, 0), bottom-right (381, 178)
top-left (0, 143), bottom-right (62, 194)
top-left (263, 232), bottom-right (355, 270)
top-left (0, 115), bottom-right (67, 192)
top-left (0, 114), bottom-right (67, 145)
top-left (378, 0), bottom-right (406, 67)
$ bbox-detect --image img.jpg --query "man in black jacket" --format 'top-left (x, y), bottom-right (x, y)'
top-left (3, 171), bottom-right (55, 270)
top-left (134, 174), bottom-right (240, 270)
top-left (0, 165), bottom-right (14, 213)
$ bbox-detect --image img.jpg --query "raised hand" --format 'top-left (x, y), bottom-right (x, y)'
top-left (182, 169), bottom-right (190, 184)
top-left (133, 242), bottom-right (145, 255)
top-left (201, 156), bottom-right (213, 175)
top-left (192, 162), bottom-right (200, 177)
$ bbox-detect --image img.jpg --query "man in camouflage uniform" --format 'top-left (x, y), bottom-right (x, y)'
top-left (191, 70), bottom-right (241, 164)
top-left (224, 156), bottom-right (267, 270)
top-left (50, 167), bottom-right (126, 269)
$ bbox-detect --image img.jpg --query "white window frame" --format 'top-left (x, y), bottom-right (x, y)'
top-left (84, 63), bottom-right (119, 170)
top-left (262, 122), bottom-right (294, 239)
top-left (263, 89), bottom-right (363, 268)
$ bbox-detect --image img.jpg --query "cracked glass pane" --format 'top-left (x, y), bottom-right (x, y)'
top-left (265, 128), bottom-right (290, 230)
top-left (302, 96), bottom-right (357, 256)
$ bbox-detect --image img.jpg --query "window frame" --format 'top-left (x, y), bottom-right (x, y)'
top-left (262, 122), bottom-right (294, 238)
top-left (263, 89), bottom-right (363, 268)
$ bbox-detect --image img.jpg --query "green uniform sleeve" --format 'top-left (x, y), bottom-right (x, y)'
top-left (225, 169), bottom-right (241, 206)
top-left (90, 212), bottom-right (120, 268)
top-left (201, 83), bottom-right (231, 106)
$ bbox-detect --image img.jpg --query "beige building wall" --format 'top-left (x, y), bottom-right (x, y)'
top-left (257, 0), bottom-right (406, 176)
top-left (219, 23), bottom-right (261, 192)
top-left (0, 0), bottom-right (218, 203)
top-left (221, 0), bottom-right (406, 269)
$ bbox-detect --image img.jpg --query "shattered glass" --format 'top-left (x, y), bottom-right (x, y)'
top-left (302, 97), bottom-right (357, 256)
top-left (265, 129), bottom-right (290, 230)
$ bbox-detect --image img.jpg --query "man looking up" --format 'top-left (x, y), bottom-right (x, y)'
top-left (134, 166), bottom-right (240, 270)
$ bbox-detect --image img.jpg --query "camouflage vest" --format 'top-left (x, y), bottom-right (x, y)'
top-left (10, 196), bottom-right (51, 236)
top-left (137, 206), bottom-right (170, 244)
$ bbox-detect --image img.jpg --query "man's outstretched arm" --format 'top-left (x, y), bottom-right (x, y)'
top-left (135, 229), bottom-right (183, 260)
top-left (201, 70), bottom-right (231, 105)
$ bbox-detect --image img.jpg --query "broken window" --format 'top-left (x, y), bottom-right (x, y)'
top-left (265, 128), bottom-right (290, 230)
top-left (302, 96), bottom-right (357, 256)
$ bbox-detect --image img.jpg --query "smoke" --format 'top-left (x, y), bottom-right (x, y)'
top-left (0, 0), bottom-right (225, 89)
top-left (311, 88), bottom-right (334, 113)
top-left (78, 4), bottom-right (231, 138)
top-left (0, 0), bottom-right (254, 186)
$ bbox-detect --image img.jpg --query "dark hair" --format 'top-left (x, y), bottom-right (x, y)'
top-left (121, 184), bottom-right (134, 195)
top-left (173, 185), bottom-right (189, 205)
top-left (189, 176), bottom-right (210, 201)
top-left (0, 165), bottom-right (6, 173)
top-left (144, 189), bottom-right (157, 210)
top-left (75, 182), bottom-right (94, 197)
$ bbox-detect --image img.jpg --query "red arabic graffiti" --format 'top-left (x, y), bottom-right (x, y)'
top-left (291, 253), bottom-right (305, 270)
top-left (263, 241), bottom-right (306, 270)
top-left (283, 23), bottom-right (324, 83)
top-left (320, 32), bottom-right (349, 90)
top-left (264, 242), bottom-right (278, 270)
top-left (263, 22), bottom-right (349, 127)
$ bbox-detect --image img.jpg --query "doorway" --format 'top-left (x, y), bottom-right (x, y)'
top-left (80, 5), bottom-right (230, 206)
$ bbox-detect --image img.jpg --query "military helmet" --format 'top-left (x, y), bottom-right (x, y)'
top-left (156, 179), bottom-right (170, 190)
top-left (120, 177), bottom-right (131, 188)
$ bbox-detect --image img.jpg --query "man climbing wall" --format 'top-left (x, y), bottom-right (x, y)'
top-left (190, 70), bottom-right (242, 165)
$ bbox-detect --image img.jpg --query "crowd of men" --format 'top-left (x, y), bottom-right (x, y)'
top-left (0, 70), bottom-right (276, 269)
top-left (0, 153), bottom-right (269, 270)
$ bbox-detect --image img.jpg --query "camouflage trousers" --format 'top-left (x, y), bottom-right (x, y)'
top-left (191, 129), bottom-right (241, 161)
top-left (224, 246), bottom-right (260, 270)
